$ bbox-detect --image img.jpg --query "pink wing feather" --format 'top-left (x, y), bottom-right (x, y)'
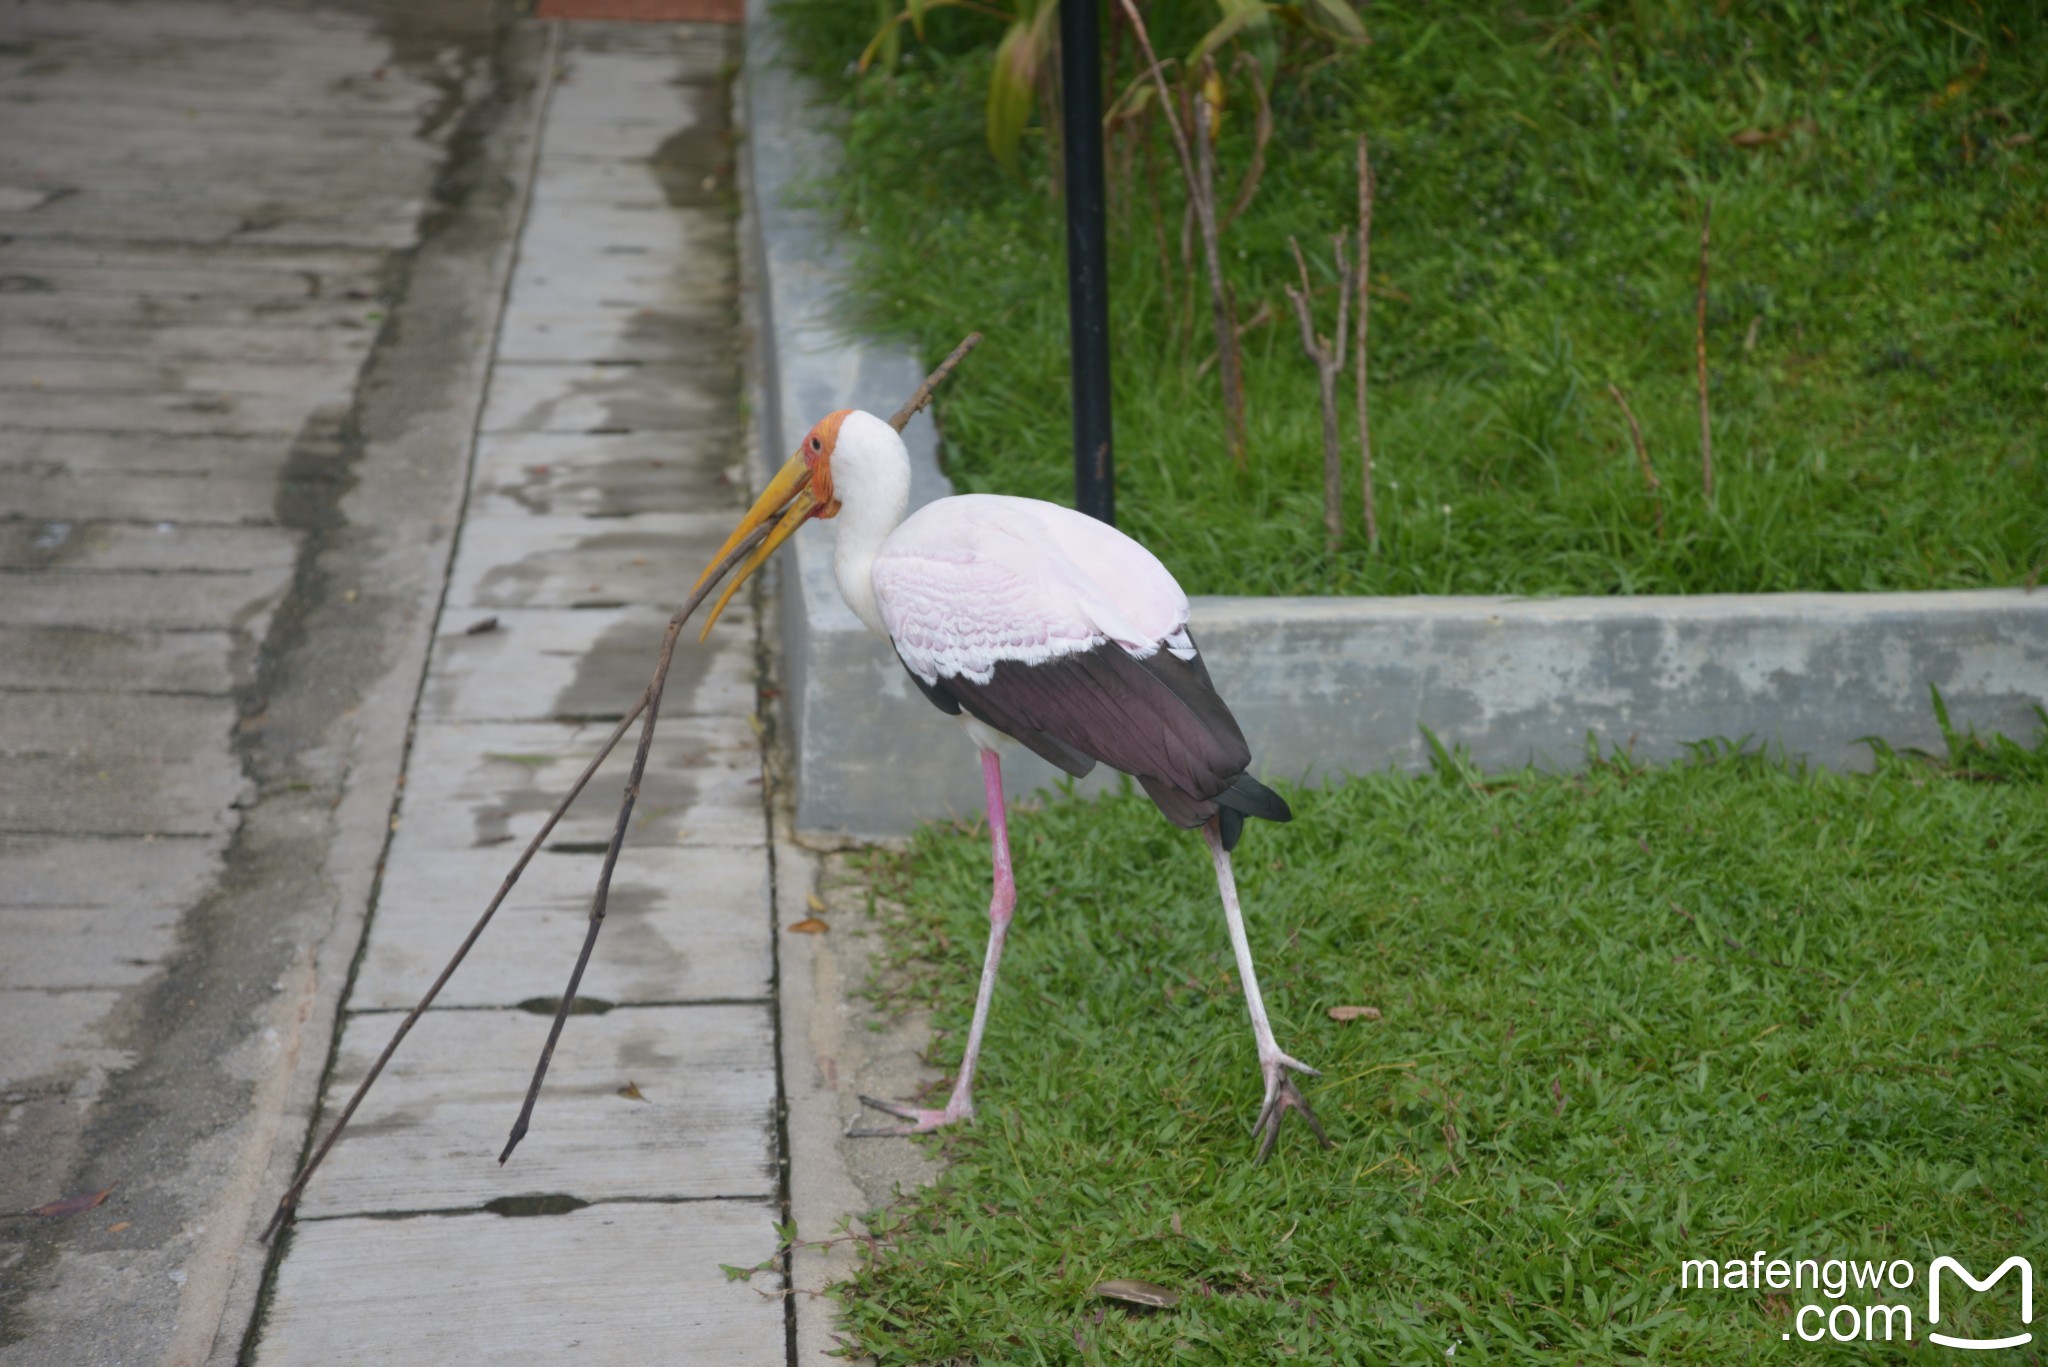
top-left (872, 494), bottom-right (1192, 686)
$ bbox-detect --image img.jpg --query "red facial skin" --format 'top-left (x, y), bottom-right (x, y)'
top-left (800, 409), bottom-right (850, 519)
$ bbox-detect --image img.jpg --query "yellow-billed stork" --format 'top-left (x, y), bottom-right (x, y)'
top-left (695, 409), bottom-right (1327, 1159)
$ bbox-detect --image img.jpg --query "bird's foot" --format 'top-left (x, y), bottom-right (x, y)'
top-left (1252, 1052), bottom-right (1330, 1163)
top-left (849, 1093), bottom-right (973, 1138)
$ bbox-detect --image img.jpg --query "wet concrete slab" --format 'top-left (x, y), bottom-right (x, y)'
top-left (419, 605), bottom-right (754, 721)
top-left (442, 510), bottom-right (737, 609)
top-left (479, 361), bottom-right (733, 435)
top-left (350, 842), bottom-right (771, 1009)
top-left (390, 717), bottom-right (767, 853)
top-left (259, 1200), bottom-right (783, 1365)
top-left (293, 1004), bottom-right (776, 1218)
top-left (469, 431), bottom-right (740, 519)
top-left (493, 305), bottom-right (733, 363)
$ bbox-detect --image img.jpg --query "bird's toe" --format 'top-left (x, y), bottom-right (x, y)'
top-left (1251, 1072), bottom-right (1332, 1163)
top-left (849, 1093), bottom-right (970, 1138)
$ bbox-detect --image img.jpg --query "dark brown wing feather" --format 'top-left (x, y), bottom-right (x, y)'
top-left (897, 652), bottom-right (1098, 779)
top-left (908, 634), bottom-right (1290, 846)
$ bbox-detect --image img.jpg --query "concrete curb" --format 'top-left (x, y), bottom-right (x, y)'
top-left (740, 8), bottom-right (2048, 842)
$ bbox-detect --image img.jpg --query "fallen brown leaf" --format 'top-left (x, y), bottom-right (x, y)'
top-left (27, 1183), bottom-right (115, 1218)
top-left (105, 1221), bottom-right (131, 1233)
top-left (616, 1081), bottom-right (645, 1101)
top-left (1730, 120), bottom-right (1815, 148)
top-left (1091, 1279), bottom-right (1181, 1308)
top-left (1327, 1005), bottom-right (1382, 1023)
top-left (789, 917), bottom-right (828, 934)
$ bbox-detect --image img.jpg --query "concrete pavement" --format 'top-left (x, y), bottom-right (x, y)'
top-left (1, 6), bottom-right (949, 1360)
top-left (254, 24), bottom-right (792, 1359)
top-left (2, 1), bottom-right (545, 1360)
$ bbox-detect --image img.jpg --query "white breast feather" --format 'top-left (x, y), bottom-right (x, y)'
top-left (872, 495), bottom-right (1191, 686)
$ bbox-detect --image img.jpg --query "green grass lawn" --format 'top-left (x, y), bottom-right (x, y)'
top-left (776, 1), bottom-right (2047, 596)
top-left (826, 720), bottom-right (2047, 1362)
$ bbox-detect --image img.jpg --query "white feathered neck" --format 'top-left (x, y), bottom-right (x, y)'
top-left (825, 410), bottom-right (912, 640)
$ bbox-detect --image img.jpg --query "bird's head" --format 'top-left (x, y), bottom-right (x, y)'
top-left (690, 409), bottom-right (901, 639)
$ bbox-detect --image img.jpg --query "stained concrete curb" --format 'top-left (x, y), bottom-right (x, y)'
top-left (740, 6), bottom-right (2048, 842)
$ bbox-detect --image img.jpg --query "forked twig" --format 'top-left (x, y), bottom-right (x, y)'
top-left (262, 333), bottom-right (984, 1242)
top-left (1284, 234), bottom-right (1352, 553)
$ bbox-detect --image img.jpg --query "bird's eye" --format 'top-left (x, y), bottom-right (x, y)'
top-left (808, 435), bottom-right (823, 453)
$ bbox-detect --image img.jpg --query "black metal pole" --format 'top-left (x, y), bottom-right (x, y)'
top-left (1059, 0), bottom-right (1114, 525)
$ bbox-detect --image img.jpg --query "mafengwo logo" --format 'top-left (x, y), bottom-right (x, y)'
top-left (1929, 1257), bottom-right (2033, 1351)
top-left (1678, 1251), bottom-right (2034, 1348)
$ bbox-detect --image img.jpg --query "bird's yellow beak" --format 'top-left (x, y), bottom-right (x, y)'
top-left (690, 453), bottom-right (818, 640)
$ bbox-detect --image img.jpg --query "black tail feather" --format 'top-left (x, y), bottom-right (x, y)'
top-left (1219, 772), bottom-right (1292, 823)
top-left (1213, 772), bottom-right (1291, 851)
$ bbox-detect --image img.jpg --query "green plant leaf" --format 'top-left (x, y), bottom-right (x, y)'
top-left (857, 6), bottom-right (907, 72)
top-left (1299, 0), bottom-right (1367, 44)
top-left (985, 2), bottom-right (1056, 174)
top-left (1191, 0), bottom-right (1271, 65)
top-left (861, 0), bottom-right (1008, 72)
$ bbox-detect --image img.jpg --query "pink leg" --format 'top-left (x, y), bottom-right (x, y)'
top-left (1203, 819), bottom-right (1329, 1161)
top-left (855, 748), bottom-right (1016, 1136)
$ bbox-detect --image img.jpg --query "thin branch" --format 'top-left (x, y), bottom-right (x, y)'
top-left (500, 611), bottom-right (685, 1164)
top-left (1607, 382), bottom-right (1664, 542)
top-left (1192, 86), bottom-right (1247, 465)
top-left (1138, 102), bottom-right (1176, 338)
top-left (1696, 197), bottom-right (1713, 503)
top-left (1194, 299), bottom-right (1274, 380)
top-left (1220, 51), bottom-right (1271, 233)
top-left (889, 331), bottom-right (984, 431)
top-left (1354, 133), bottom-right (1379, 555)
top-left (262, 334), bottom-right (984, 1241)
top-left (1285, 235), bottom-right (1353, 553)
top-left (1118, 0), bottom-right (1243, 465)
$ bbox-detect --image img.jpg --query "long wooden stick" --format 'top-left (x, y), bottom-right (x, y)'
top-left (500, 610), bottom-right (685, 1163)
top-left (260, 534), bottom-right (760, 1243)
top-left (263, 333), bottom-right (982, 1240)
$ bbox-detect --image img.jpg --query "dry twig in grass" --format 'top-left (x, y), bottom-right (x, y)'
top-left (1354, 134), bottom-right (1379, 554)
top-left (1607, 381), bottom-right (1664, 541)
top-left (1194, 300), bottom-right (1275, 381)
top-left (1285, 235), bottom-right (1355, 552)
top-left (1220, 51), bottom-right (1272, 233)
top-left (1119, 0), bottom-right (1246, 466)
top-left (1696, 198), bottom-right (1713, 502)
